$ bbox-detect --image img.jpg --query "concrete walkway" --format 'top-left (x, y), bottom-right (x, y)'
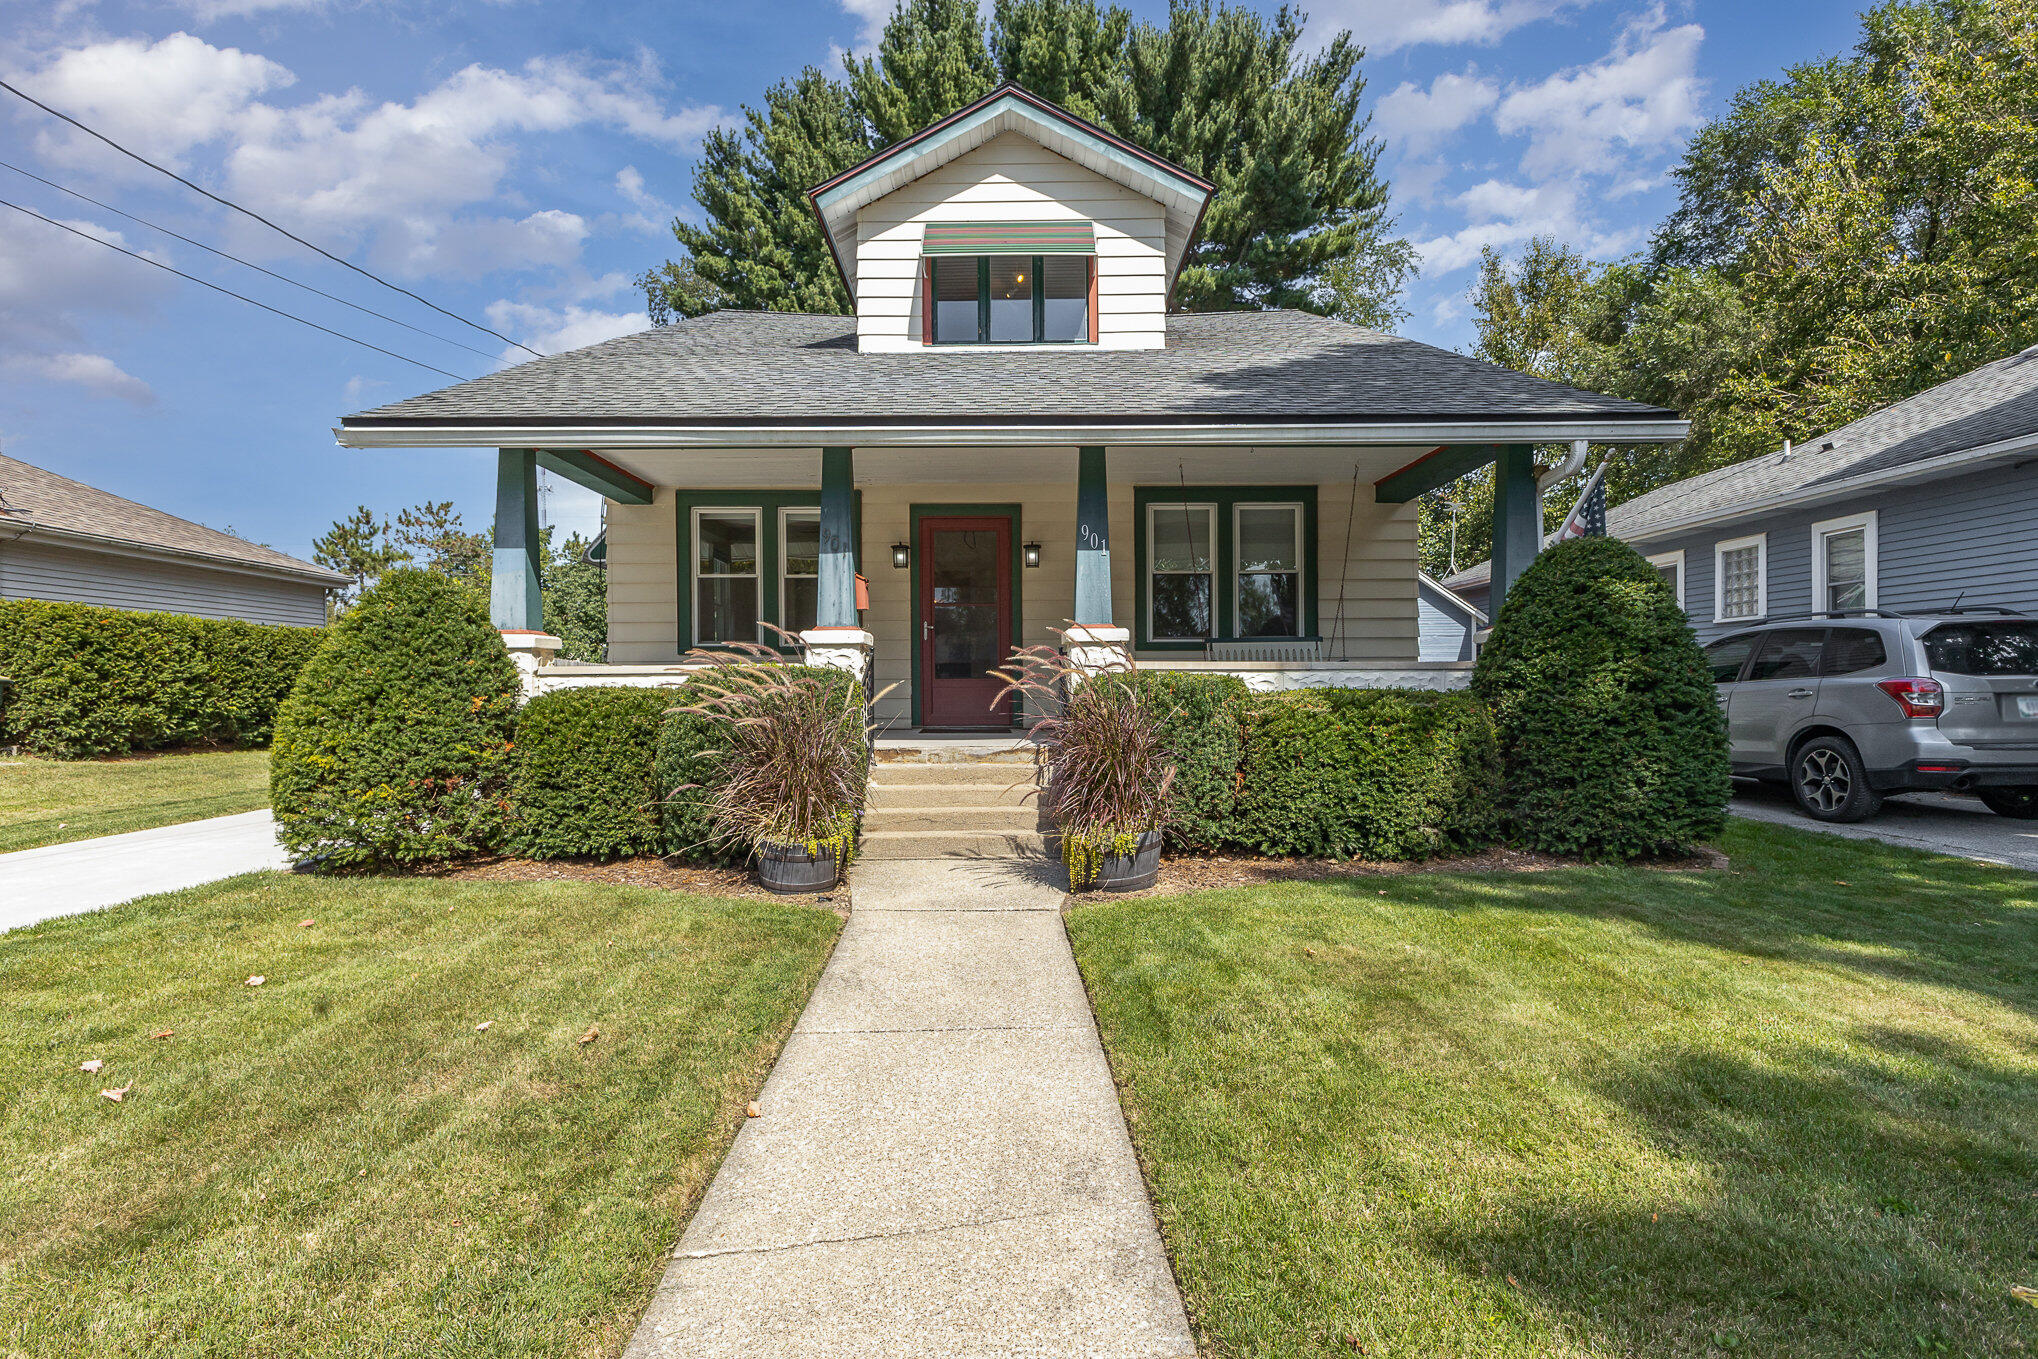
top-left (0, 810), bottom-right (290, 933)
top-left (622, 857), bottom-right (1195, 1359)
top-left (1731, 783), bottom-right (2038, 873)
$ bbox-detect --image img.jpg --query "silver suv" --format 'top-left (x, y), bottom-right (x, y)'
top-left (1703, 609), bottom-right (2038, 823)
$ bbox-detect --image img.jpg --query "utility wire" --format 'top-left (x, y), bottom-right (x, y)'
top-left (1, 197), bottom-right (468, 382)
top-left (0, 77), bottom-right (543, 359)
top-left (0, 158), bottom-right (500, 362)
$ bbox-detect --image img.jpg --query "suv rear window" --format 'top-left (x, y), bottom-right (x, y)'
top-left (1922, 622), bottom-right (2038, 676)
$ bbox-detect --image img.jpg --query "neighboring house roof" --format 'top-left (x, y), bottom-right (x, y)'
top-left (1417, 570), bottom-right (1486, 624)
top-left (340, 309), bottom-right (1677, 439)
top-left (0, 452), bottom-right (345, 586)
top-left (807, 83), bottom-right (1214, 304)
top-left (1442, 342), bottom-right (2038, 592)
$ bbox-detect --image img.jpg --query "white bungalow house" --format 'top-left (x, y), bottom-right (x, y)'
top-left (336, 85), bottom-right (1683, 727)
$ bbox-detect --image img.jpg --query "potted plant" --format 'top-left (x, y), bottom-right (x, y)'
top-left (672, 638), bottom-right (886, 893)
top-left (993, 636), bottom-right (1176, 891)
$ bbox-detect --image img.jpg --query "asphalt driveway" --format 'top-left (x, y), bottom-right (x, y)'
top-left (1731, 781), bottom-right (2038, 873)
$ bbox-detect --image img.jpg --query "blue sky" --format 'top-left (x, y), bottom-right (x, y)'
top-left (0, 0), bottom-right (1864, 563)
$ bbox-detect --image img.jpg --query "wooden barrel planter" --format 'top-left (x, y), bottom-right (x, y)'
top-left (1092, 830), bottom-right (1162, 892)
top-left (756, 841), bottom-right (841, 894)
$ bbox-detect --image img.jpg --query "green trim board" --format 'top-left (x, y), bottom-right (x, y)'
top-left (907, 503), bottom-right (1023, 729)
top-left (923, 221), bottom-right (1095, 254)
top-left (673, 489), bottom-right (863, 653)
top-left (1374, 444), bottom-right (1499, 504)
top-left (1131, 485), bottom-right (1319, 651)
top-left (536, 449), bottom-right (653, 506)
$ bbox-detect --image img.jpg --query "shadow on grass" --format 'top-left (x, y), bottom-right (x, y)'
top-left (1422, 1035), bottom-right (2038, 1356)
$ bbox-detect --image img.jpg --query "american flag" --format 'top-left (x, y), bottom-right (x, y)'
top-left (1556, 461), bottom-right (1608, 541)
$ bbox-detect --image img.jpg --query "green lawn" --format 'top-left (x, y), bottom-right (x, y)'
top-left (1069, 822), bottom-right (2038, 1358)
top-left (0, 748), bottom-right (273, 853)
top-left (0, 873), bottom-right (840, 1357)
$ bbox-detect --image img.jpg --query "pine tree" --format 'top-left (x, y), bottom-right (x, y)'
top-left (312, 506), bottom-right (407, 610)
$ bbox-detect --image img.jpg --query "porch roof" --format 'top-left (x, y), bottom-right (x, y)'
top-left (336, 310), bottom-right (1685, 449)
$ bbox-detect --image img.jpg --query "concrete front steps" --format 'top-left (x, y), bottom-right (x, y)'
top-left (860, 741), bottom-right (1048, 861)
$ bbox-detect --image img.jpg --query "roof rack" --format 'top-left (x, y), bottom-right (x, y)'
top-left (1900, 605), bottom-right (2030, 617)
top-left (1796, 609), bottom-right (1907, 620)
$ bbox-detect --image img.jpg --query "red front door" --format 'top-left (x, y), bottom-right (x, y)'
top-left (919, 515), bottom-right (1014, 728)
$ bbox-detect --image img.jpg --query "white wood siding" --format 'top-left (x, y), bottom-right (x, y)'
top-left (604, 487), bottom-right (681, 663)
top-left (855, 133), bottom-right (1168, 353)
top-left (0, 538), bottom-right (329, 626)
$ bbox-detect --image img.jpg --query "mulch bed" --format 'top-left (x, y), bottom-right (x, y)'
top-left (1100, 842), bottom-right (1731, 900)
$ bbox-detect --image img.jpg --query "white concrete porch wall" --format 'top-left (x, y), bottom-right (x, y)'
top-left (855, 132), bottom-right (1168, 352)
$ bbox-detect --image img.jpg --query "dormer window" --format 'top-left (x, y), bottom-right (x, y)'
top-left (921, 222), bottom-right (1097, 345)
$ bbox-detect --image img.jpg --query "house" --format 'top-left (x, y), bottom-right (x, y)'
top-left (0, 452), bottom-right (342, 626)
top-left (1417, 573), bottom-right (1484, 662)
top-left (335, 84), bottom-right (1683, 726)
top-left (1444, 343), bottom-right (2038, 641)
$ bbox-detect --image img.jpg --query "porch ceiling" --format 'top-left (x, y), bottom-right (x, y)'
top-left (586, 444), bottom-right (1433, 488)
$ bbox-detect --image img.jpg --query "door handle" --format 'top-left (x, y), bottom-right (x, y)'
top-left (1788, 688), bottom-right (1814, 700)
top-left (923, 620), bottom-right (933, 641)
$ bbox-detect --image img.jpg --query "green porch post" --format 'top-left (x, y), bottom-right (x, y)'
top-left (818, 446), bottom-right (857, 628)
top-left (1489, 443), bottom-right (1540, 604)
top-left (1075, 445), bottom-right (1111, 624)
top-left (490, 448), bottom-right (542, 632)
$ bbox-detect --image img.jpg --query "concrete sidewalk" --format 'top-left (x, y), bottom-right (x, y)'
top-left (0, 810), bottom-right (291, 933)
top-left (622, 857), bottom-right (1195, 1359)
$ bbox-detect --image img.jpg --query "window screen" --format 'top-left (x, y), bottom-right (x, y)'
top-left (1040, 256), bottom-right (1089, 342)
top-left (933, 257), bottom-right (979, 343)
top-left (987, 256), bottom-right (1033, 342)
top-left (695, 510), bottom-right (759, 644)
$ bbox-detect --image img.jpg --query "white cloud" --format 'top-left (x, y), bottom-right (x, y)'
top-left (3, 351), bottom-right (154, 405)
top-left (1493, 11), bottom-right (1704, 178)
top-left (1373, 70), bottom-right (1498, 153)
top-left (1306, 0), bottom-right (1582, 54)
top-left (836, 0), bottom-right (893, 51)
top-left (615, 165), bottom-right (654, 207)
top-left (0, 213), bottom-right (168, 350)
top-left (484, 298), bottom-right (649, 362)
top-left (178, 0), bottom-right (328, 20)
top-left (342, 374), bottom-right (387, 406)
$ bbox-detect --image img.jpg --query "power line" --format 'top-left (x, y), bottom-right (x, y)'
top-left (0, 158), bottom-right (500, 362)
top-left (0, 77), bottom-right (544, 359)
top-left (1, 197), bottom-right (469, 382)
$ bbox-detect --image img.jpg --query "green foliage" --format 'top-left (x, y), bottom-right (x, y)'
top-left (1235, 688), bottom-right (1501, 861)
top-left (269, 569), bottom-right (522, 867)
top-left (313, 505), bottom-right (407, 609)
top-left (1473, 537), bottom-right (1730, 860)
top-left (1124, 671), bottom-right (1250, 850)
top-left (507, 687), bottom-right (672, 859)
top-left (392, 500), bottom-right (490, 593)
top-left (543, 532), bottom-right (607, 663)
top-left (643, 0), bottom-right (1404, 320)
top-left (0, 600), bottom-right (321, 758)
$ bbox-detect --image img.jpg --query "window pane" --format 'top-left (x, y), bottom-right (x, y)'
top-left (1823, 527), bottom-right (1866, 611)
top-left (1823, 628), bottom-right (1887, 676)
top-left (783, 510), bottom-right (820, 577)
top-left (1720, 545), bottom-right (1760, 618)
top-left (1238, 573), bottom-right (1300, 637)
top-left (783, 577), bottom-right (817, 635)
top-left (697, 511), bottom-right (756, 576)
top-left (988, 255), bottom-right (1032, 342)
top-left (1705, 634), bottom-right (1756, 684)
top-left (1237, 506), bottom-right (1299, 572)
top-left (1746, 628), bottom-right (1825, 682)
top-left (934, 256), bottom-right (978, 343)
top-left (1922, 622), bottom-right (2038, 675)
top-left (697, 578), bottom-right (758, 644)
top-left (1151, 575), bottom-right (1211, 640)
top-left (1657, 562), bottom-right (1681, 600)
top-left (1151, 506), bottom-right (1212, 572)
top-left (1041, 256), bottom-right (1088, 342)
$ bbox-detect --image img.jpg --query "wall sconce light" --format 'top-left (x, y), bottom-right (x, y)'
top-left (1022, 541), bottom-right (1042, 568)
top-left (891, 542), bottom-right (911, 569)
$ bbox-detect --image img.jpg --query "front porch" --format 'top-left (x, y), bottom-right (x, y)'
top-left (484, 440), bottom-right (1541, 719)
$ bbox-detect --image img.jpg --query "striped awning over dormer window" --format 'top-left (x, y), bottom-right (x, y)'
top-left (922, 221), bottom-right (1095, 254)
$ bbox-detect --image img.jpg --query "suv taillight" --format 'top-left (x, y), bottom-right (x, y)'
top-left (1877, 677), bottom-right (1945, 719)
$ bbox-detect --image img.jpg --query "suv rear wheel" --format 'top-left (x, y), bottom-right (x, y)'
top-left (1978, 787), bottom-right (2038, 820)
top-left (1791, 735), bottom-right (1883, 823)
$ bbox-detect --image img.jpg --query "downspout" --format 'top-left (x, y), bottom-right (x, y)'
top-left (1538, 439), bottom-right (1589, 495)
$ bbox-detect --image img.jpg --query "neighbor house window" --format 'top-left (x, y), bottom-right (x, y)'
top-left (694, 508), bottom-right (760, 644)
top-left (1136, 486), bottom-right (1316, 647)
top-left (1714, 533), bottom-right (1767, 623)
top-left (1646, 549), bottom-right (1686, 609)
top-left (928, 254), bottom-right (1092, 344)
top-left (1812, 511), bottom-right (1877, 613)
top-left (780, 508), bottom-right (821, 635)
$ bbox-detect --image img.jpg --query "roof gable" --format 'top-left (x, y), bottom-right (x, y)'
top-left (808, 84), bottom-right (1211, 303)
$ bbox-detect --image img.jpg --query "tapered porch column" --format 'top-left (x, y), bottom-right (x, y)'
top-left (1488, 443), bottom-right (1540, 605)
top-left (491, 448), bottom-right (542, 631)
top-left (1068, 445), bottom-right (1128, 675)
top-left (817, 446), bottom-right (857, 627)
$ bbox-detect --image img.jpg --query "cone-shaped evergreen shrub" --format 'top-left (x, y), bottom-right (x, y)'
top-left (270, 569), bottom-right (521, 866)
top-left (1472, 536), bottom-right (1730, 859)
top-left (507, 686), bottom-right (673, 859)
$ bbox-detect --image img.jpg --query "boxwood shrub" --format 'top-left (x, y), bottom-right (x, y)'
top-left (1235, 687), bottom-right (1501, 861)
top-left (507, 686), bottom-right (675, 859)
top-left (1122, 671), bottom-right (1252, 850)
top-left (270, 569), bottom-right (521, 867)
top-left (0, 599), bottom-right (322, 757)
top-left (1473, 535), bottom-right (1731, 859)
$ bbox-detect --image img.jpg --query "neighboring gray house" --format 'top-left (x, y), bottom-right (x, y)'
top-left (0, 452), bottom-right (342, 626)
top-left (1446, 343), bottom-right (2038, 641)
top-left (1417, 572), bottom-right (1483, 661)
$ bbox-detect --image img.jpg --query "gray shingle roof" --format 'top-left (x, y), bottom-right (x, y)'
top-left (341, 309), bottom-right (1675, 429)
top-left (1443, 342), bottom-right (2038, 592)
top-left (0, 452), bottom-right (344, 584)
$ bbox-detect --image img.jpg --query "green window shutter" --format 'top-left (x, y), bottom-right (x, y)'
top-left (923, 221), bottom-right (1095, 254)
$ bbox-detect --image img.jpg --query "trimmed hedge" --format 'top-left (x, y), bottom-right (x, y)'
top-left (0, 599), bottom-right (322, 757)
top-left (507, 686), bottom-right (675, 859)
top-left (1473, 536), bottom-right (1731, 859)
top-left (653, 664), bottom-right (863, 864)
top-left (1236, 688), bottom-right (1501, 860)
top-left (270, 569), bottom-right (521, 867)
top-left (1123, 671), bottom-right (1252, 850)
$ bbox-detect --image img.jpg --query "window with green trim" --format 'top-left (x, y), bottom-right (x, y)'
top-left (1133, 486), bottom-right (1316, 648)
top-left (678, 491), bottom-right (858, 647)
top-left (930, 255), bottom-right (1090, 344)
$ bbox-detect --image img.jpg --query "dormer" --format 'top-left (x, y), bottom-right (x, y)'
top-left (808, 85), bottom-right (1213, 353)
